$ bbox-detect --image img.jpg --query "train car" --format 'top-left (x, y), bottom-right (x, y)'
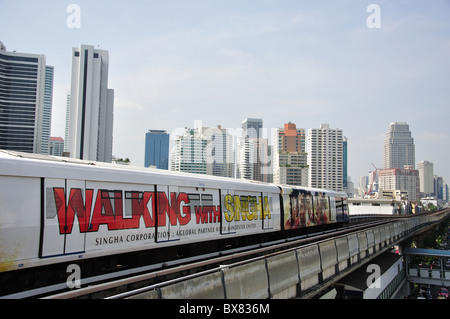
top-left (0, 150), bottom-right (349, 296)
top-left (280, 185), bottom-right (349, 230)
top-left (0, 150), bottom-right (281, 274)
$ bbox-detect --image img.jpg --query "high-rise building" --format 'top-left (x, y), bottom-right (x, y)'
top-left (358, 175), bottom-right (369, 197)
top-left (242, 118), bottom-right (263, 139)
top-left (49, 137), bottom-right (64, 157)
top-left (307, 124), bottom-right (344, 191)
top-left (378, 167), bottom-right (420, 201)
top-left (0, 42), bottom-right (54, 154)
top-left (201, 125), bottom-right (234, 178)
top-left (144, 130), bottom-right (169, 169)
top-left (434, 175), bottom-right (444, 201)
top-left (41, 66), bottom-right (54, 154)
top-left (66, 44), bottom-right (114, 162)
top-left (171, 128), bottom-right (207, 174)
top-left (384, 122), bottom-right (415, 169)
top-left (343, 136), bottom-right (348, 189)
top-left (417, 160), bottom-right (434, 197)
top-left (237, 118), bottom-right (271, 182)
top-left (273, 122), bottom-right (308, 186)
top-left (64, 92), bottom-right (71, 153)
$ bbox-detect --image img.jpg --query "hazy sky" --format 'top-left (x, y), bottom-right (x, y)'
top-left (1, 0), bottom-right (449, 185)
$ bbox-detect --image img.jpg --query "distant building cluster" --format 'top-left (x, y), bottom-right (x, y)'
top-left (1, 41), bottom-right (447, 205)
top-left (145, 118), bottom-right (349, 193)
top-left (356, 122), bottom-right (448, 207)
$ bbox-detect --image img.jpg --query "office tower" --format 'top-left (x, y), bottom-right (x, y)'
top-left (237, 118), bottom-right (271, 182)
top-left (384, 122), bottom-right (415, 169)
top-left (307, 124), bottom-right (344, 191)
top-left (273, 122), bottom-right (308, 186)
top-left (41, 66), bottom-right (54, 155)
top-left (144, 130), bottom-right (169, 169)
top-left (201, 125), bottom-right (234, 178)
top-left (359, 176), bottom-right (369, 197)
top-left (434, 176), bottom-right (444, 201)
top-left (368, 170), bottom-right (379, 194)
top-left (417, 160), bottom-right (434, 197)
top-left (64, 92), bottom-right (70, 152)
top-left (66, 45), bottom-right (114, 162)
top-left (343, 136), bottom-right (348, 189)
top-left (49, 137), bottom-right (64, 156)
top-left (171, 128), bottom-right (207, 174)
top-left (378, 167), bottom-right (420, 201)
top-left (0, 42), bottom-right (54, 154)
top-left (242, 118), bottom-right (263, 139)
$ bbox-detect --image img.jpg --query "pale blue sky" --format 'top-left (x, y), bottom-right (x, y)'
top-left (1, 0), bottom-right (450, 185)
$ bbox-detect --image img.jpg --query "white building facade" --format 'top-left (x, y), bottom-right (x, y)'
top-left (66, 45), bottom-right (114, 163)
top-left (237, 118), bottom-right (271, 182)
top-left (417, 160), bottom-right (434, 197)
top-left (378, 167), bottom-right (420, 201)
top-left (171, 128), bottom-right (207, 174)
top-left (307, 124), bottom-right (344, 191)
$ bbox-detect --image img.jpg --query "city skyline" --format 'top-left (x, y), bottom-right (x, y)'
top-left (1, 1), bottom-right (449, 183)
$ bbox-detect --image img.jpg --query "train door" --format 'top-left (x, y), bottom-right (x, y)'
top-left (221, 189), bottom-right (237, 235)
top-left (329, 195), bottom-right (337, 223)
top-left (262, 192), bottom-right (278, 230)
top-left (178, 187), bottom-right (221, 241)
top-left (64, 179), bottom-right (88, 254)
top-left (41, 179), bottom-right (87, 257)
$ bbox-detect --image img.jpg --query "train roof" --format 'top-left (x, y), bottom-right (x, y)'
top-left (0, 150), bottom-right (278, 192)
top-left (0, 151), bottom-right (348, 197)
top-left (277, 183), bottom-right (347, 197)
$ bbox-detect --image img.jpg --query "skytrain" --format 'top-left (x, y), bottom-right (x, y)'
top-left (0, 150), bottom-right (348, 277)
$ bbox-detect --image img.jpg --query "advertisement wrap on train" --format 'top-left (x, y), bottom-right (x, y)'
top-left (42, 182), bottom-right (279, 256)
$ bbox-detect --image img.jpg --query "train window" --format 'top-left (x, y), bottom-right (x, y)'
top-left (125, 191), bottom-right (143, 200)
top-left (101, 190), bottom-right (122, 199)
top-left (124, 191), bottom-right (144, 217)
top-left (188, 193), bottom-right (200, 202)
top-left (300, 193), bottom-right (313, 227)
top-left (314, 193), bottom-right (330, 224)
top-left (201, 194), bottom-right (213, 202)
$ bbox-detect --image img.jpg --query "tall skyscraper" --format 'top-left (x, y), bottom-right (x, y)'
top-left (144, 130), bottom-right (169, 169)
top-left (343, 136), bottom-right (348, 189)
top-left (66, 45), bottom-right (114, 162)
top-left (237, 118), bottom-right (271, 182)
top-left (241, 118), bottom-right (262, 139)
top-left (201, 125), bottom-right (234, 178)
top-left (434, 176), bottom-right (444, 201)
top-left (171, 128), bottom-right (207, 174)
top-left (307, 124), bottom-right (344, 191)
top-left (41, 66), bottom-right (54, 155)
top-left (0, 42), bottom-right (54, 154)
top-left (64, 92), bottom-right (71, 153)
top-left (417, 160), bottom-right (434, 197)
top-left (384, 122), bottom-right (415, 169)
top-left (273, 122), bottom-right (308, 186)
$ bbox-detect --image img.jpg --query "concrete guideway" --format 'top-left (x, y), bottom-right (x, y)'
top-left (123, 210), bottom-right (450, 299)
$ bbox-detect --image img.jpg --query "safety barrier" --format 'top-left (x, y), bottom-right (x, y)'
top-left (128, 210), bottom-right (449, 299)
